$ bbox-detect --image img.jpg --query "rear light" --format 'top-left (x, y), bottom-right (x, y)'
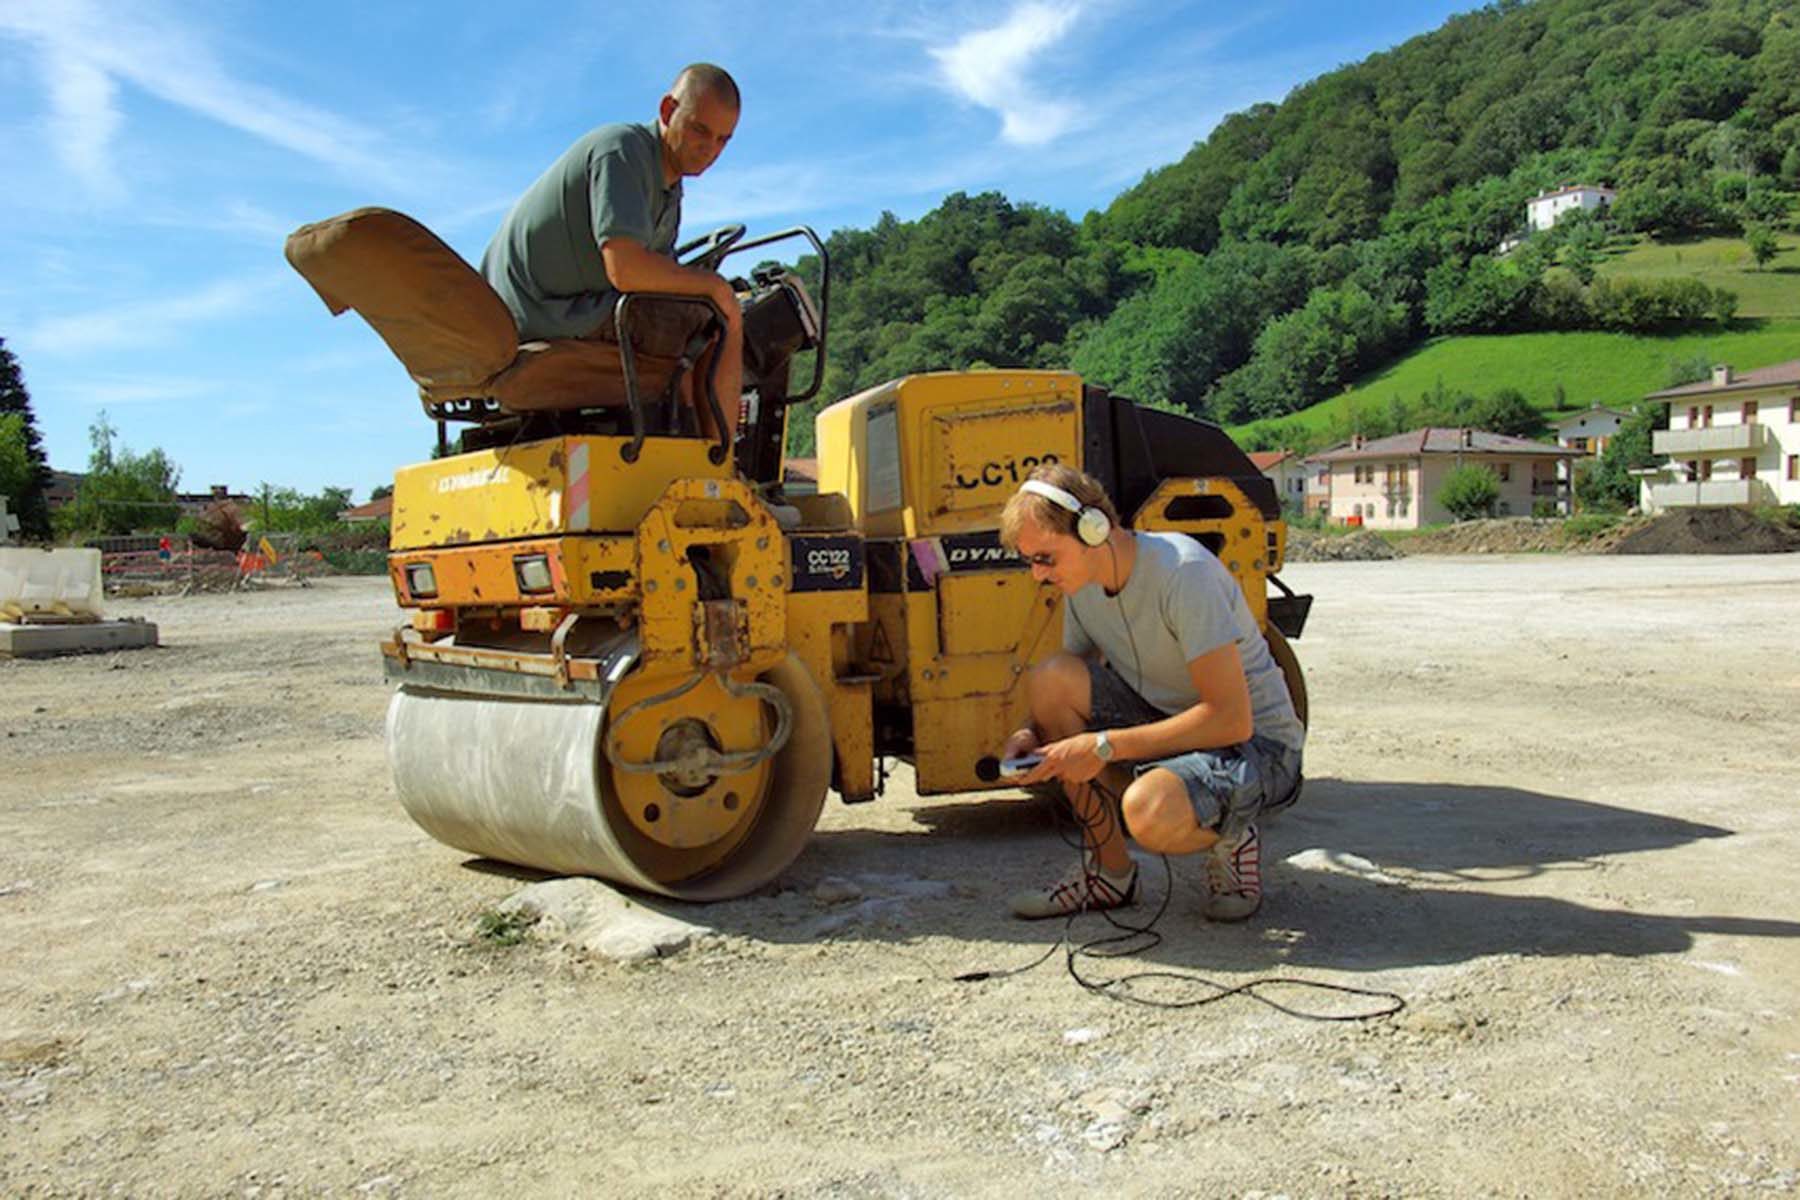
top-left (403, 562), bottom-right (437, 598)
top-left (513, 553), bottom-right (553, 594)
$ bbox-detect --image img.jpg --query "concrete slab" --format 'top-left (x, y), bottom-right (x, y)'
top-left (0, 619), bottom-right (159, 659)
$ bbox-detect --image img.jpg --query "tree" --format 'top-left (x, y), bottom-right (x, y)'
top-left (247, 485), bottom-right (354, 534)
top-left (0, 414), bottom-right (33, 517)
top-left (1437, 464), bottom-right (1501, 521)
top-left (1576, 404), bottom-right (1659, 512)
top-left (1745, 223), bottom-right (1779, 270)
top-left (0, 338), bottom-right (52, 540)
top-left (53, 413), bottom-right (182, 538)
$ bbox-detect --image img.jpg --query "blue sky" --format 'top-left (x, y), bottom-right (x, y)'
top-left (1, 0), bottom-right (1474, 501)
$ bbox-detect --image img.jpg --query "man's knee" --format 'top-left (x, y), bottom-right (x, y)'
top-left (1024, 654), bottom-right (1090, 726)
top-left (1122, 773), bottom-right (1203, 853)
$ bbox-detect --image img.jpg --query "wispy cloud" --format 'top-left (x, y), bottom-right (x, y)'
top-left (52, 375), bottom-right (223, 407)
top-left (0, 0), bottom-right (429, 196)
top-left (930, 2), bottom-right (1085, 145)
top-left (19, 272), bottom-right (283, 356)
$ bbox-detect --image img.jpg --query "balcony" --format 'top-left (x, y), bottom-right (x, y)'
top-left (1653, 424), bottom-right (1766, 457)
top-left (1645, 478), bottom-right (1773, 508)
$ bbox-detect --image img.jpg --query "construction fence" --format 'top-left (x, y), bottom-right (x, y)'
top-left (95, 533), bottom-right (333, 593)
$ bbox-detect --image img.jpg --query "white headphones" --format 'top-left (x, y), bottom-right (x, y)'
top-left (1020, 479), bottom-right (1112, 547)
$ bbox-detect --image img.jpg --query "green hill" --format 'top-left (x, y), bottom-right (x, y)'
top-left (1230, 319), bottom-right (1800, 447)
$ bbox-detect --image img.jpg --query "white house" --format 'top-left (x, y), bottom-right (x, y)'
top-left (1638, 362), bottom-right (1800, 511)
top-left (1249, 450), bottom-right (1307, 514)
top-left (1527, 184), bottom-right (1615, 232)
top-left (1305, 427), bottom-right (1581, 528)
top-left (1550, 405), bottom-right (1629, 489)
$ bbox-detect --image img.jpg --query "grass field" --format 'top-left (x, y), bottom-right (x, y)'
top-left (1596, 232), bottom-right (1800, 317)
top-left (1230, 319), bottom-right (1800, 444)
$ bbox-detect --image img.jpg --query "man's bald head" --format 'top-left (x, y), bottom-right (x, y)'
top-left (658, 64), bottom-right (740, 182)
top-left (670, 63), bottom-right (740, 113)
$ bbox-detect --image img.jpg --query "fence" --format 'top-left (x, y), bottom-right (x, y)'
top-left (99, 534), bottom-right (330, 593)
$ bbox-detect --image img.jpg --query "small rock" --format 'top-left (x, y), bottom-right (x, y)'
top-left (249, 880), bottom-right (284, 893)
top-left (1284, 848), bottom-right (1404, 886)
top-left (812, 877), bottom-right (863, 904)
top-left (0, 879), bottom-right (33, 898)
top-left (1062, 1027), bottom-right (1104, 1046)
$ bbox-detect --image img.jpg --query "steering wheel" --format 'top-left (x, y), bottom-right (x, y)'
top-left (676, 223), bottom-right (747, 273)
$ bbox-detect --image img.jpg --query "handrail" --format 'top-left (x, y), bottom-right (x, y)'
top-left (613, 292), bottom-right (729, 465)
top-left (713, 226), bottom-right (830, 403)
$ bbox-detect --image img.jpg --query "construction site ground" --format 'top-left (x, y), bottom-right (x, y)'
top-left (3, 556), bottom-right (1798, 1197)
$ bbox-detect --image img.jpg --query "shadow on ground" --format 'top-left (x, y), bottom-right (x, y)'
top-left (476, 775), bottom-right (1800, 976)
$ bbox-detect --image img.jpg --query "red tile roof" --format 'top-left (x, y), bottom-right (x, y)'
top-left (1248, 450), bottom-right (1292, 471)
top-left (1306, 427), bottom-right (1581, 463)
top-left (1644, 359), bottom-right (1800, 400)
top-left (339, 495), bottom-right (393, 521)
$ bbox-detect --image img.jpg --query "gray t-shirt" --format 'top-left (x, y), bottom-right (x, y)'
top-left (480, 123), bottom-right (683, 339)
top-left (1064, 531), bottom-right (1304, 752)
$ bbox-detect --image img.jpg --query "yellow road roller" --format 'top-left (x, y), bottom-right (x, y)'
top-left (286, 209), bottom-right (1311, 900)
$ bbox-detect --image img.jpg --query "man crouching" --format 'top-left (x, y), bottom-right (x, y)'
top-left (997, 464), bottom-right (1305, 922)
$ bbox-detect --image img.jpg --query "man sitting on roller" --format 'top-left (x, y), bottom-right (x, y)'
top-left (997, 464), bottom-right (1305, 922)
top-left (481, 63), bottom-right (744, 440)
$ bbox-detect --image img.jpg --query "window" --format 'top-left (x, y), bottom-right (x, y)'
top-left (1789, 455), bottom-right (1798, 482)
top-left (1498, 462), bottom-right (1512, 482)
top-left (1742, 400), bottom-right (1758, 423)
top-left (1570, 436), bottom-right (1589, 453)
top-left (1790, 398), bottom-right (1799, 423)
top-left (1740, 457), bottom-right (1757, 480)
top-left (1703, 404), bottom-right (1714, 427)
top-left (1688, 406), bottom-right (1700, 429)
top-left (1685, 460), bottom-right (1699, 482)
top-left (1699, 459), bottom-right (1714, 482)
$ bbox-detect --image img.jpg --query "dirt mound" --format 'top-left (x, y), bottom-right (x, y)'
top-left (1285, 528), bottom-right (1398, 562)
top-left (1608, 508), bottom-right (1800, 555)
top-left (1393, 517), bottom-right (1570, 556)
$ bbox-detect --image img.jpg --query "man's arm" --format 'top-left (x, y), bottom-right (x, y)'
top-left (1019, 642), bottom-right (1251, 785)
top-left (599, 238), bottom-right (740, 327)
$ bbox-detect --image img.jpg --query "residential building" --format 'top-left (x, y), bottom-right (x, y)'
top-left (1305, 427), bottom-right (1582, 529)
top-left (1550, 405), bottom-right (1629, 491)
top-left (1526, 184), bottom-right (1615, 232)
top-left (1248, 450), bottom-right (1307, 513)
top-left (177, 484), bottom-right (251, 518)
top-left (338, 494), bottom-right (393, 524)
top-left (1638, 361), bottom-right (1800, 512)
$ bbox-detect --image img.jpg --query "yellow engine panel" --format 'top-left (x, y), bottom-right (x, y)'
top-left (815, 371), bottom-right (1082, 540)
top-left (390, 435), bottom-right (728, 551)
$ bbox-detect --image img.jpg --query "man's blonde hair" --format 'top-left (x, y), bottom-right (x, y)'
top-left (999, 463), bottom-right (1120, 549)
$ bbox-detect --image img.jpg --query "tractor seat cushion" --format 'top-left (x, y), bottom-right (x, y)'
top-left (284, 207), bottom-right (680, 416)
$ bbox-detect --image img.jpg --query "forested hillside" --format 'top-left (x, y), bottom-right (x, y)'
top-left (786, 0), bottom-right (1800, 454)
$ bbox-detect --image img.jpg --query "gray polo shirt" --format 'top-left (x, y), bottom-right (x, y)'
top-left (1063, 531), bottom-right (1305, 752)
top-left (480, 122), bottom-right (682, 339)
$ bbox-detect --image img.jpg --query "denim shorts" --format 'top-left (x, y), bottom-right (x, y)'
top-left (1085, 658), bottom-right (1302, 840)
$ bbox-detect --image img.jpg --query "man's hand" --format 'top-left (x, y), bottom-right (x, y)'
top-left (601, 236), bottom-right (739, 325)
top-left (1018, 731), bottom-right (1104, 786)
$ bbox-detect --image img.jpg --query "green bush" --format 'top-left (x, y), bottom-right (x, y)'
top-left (1437, 464), bottom-right (1501, 521)
top-left (1563, 512), bottom-right (1621, 541)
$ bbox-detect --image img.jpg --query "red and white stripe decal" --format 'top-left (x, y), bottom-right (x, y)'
top-left (567, 442), bottom-right (590, 530)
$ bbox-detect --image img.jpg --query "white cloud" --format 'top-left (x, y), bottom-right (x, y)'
top-left (38, 43), bottom-right (121, 196)
top-left (19, 273), bottom-right (282, 356)
top-left (54, 376), bottom-right (223, 407)
top-left (0, 0), bottom-right (427, 196)
top-left (930, 2), bottom-right (1084, 145)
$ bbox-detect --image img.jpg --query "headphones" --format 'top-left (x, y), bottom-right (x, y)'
top-left (1020, 479), bottom-right (1111, 547)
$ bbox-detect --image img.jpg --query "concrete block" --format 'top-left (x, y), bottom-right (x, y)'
top-left (0, 619), bottom-right (159, 659)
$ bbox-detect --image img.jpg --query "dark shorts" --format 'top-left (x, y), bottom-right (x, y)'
top-left (1085, 658), bottom-right (1302, 840)
top-left (588, 297), bottom-right (713, 358)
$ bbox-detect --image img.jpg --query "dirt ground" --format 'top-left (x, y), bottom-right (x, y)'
top-left (3, 556), bottom-right (1798, 1197)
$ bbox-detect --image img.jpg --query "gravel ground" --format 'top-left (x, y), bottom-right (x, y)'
top-left (3, 559), bottom-right (1799, 1197)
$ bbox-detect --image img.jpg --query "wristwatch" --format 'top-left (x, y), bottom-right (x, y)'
top-left (1093, 730), bottom-right (1115, 763)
